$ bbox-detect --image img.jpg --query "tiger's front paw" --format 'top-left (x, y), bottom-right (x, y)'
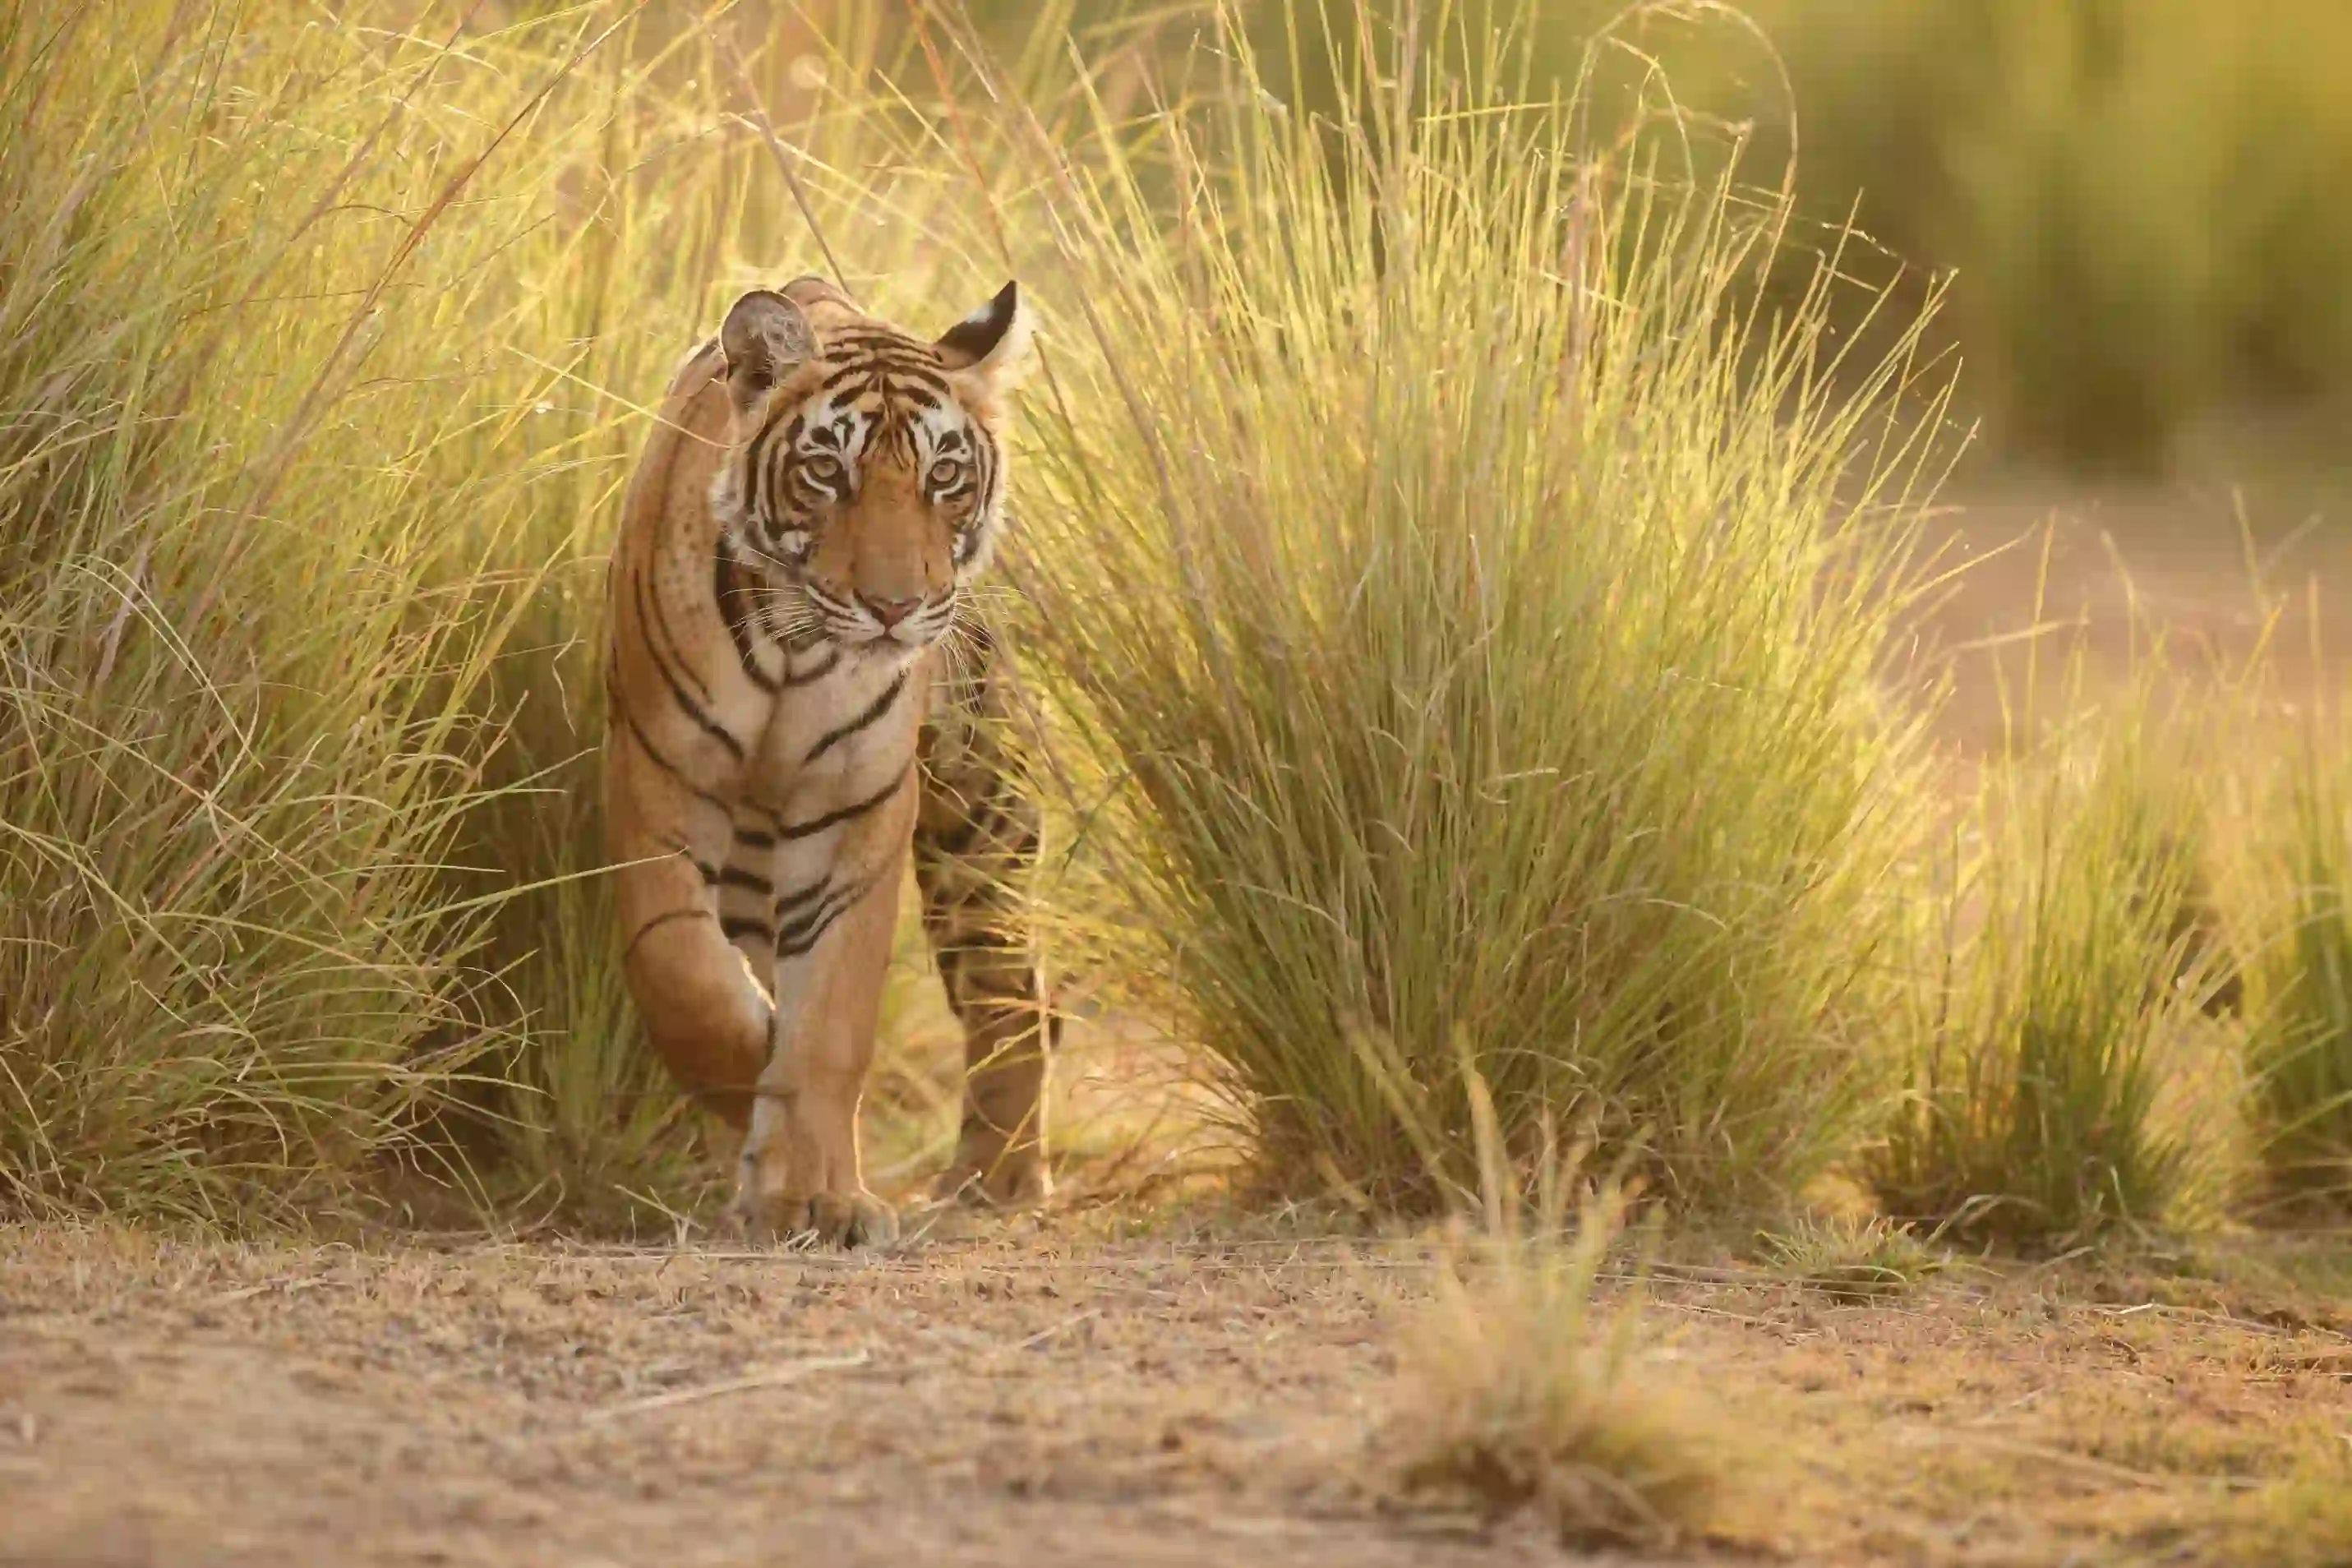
top-left (732, 1188), bottom-right (899, 1249)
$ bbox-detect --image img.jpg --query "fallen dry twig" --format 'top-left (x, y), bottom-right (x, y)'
top-left (583, 1352), bottom-right (873, 1423)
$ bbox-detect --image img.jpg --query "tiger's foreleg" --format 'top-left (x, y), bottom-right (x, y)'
top-left (726, 785), bottom-right (914, 1248)
top-left (916, 633), bottom-right (1054, 1206)
top-left (608, 745), bottom-right (770, 1132)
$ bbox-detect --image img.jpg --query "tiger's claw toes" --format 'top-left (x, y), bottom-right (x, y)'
top-left (733, 1188), bottom-right (897, 1250)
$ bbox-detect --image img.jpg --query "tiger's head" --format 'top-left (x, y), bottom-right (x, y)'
top-left (709, 277), bottom-right (1032, 660)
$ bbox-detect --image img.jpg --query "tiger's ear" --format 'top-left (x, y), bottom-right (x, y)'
top-left (719, 289), bottom-right (814, 417)
top-left (936, 280), bottom-right (1033, 411)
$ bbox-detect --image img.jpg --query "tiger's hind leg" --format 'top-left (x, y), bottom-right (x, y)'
top-left (915, 624), bottom-right (1054, 1206)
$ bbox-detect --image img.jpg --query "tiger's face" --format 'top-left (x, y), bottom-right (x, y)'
top-left (710, 281), bottom-right (1032, 661)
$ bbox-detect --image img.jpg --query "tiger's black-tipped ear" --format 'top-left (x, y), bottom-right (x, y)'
top-left (935, 280), bottom-right (1033, 404)
top-left (720, 289), bottom-right (814, 416)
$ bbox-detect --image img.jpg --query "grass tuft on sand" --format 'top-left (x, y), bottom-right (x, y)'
top-left (2234, 699), bottom-right (2352, 1215)
top-left (1869, 637), bottom-right (2220, 1246)
top-left (1380, 1134), bottom-right (1723, 1551)
top-left (1755, 1213), bottom-right (1947, 1299)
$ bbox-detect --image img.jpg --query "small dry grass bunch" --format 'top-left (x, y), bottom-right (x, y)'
top-left (1381, 1174), bottom-right (1720, 1549)
top-left (1757, 1213), bottom-right (1947, 1300)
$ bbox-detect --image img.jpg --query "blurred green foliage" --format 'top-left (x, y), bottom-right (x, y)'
top-left (1755, 0), bottom-right (2352, 472)
top-left (1078, 0), bottom-right (2352, 473)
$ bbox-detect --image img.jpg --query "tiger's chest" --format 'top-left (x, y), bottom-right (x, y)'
top-left (743, 648), bottom-right (927, 823)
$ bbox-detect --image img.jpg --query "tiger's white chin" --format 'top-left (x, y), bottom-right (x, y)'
top-left (838, 625), bottom-right (942, 662)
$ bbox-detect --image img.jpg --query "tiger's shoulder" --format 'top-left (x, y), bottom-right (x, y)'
top-left (616, 339), bottom-right (732, 560)
top-left (605, 334), bottom-right (768, 746)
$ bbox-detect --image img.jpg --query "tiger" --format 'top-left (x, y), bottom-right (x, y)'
top-left (603, 274), bottom-right (1051, 1246)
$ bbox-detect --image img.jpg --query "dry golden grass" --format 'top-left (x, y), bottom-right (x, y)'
top-left (1383, 1224), bottom-right (1725, 1549)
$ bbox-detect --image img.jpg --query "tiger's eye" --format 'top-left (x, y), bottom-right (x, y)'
top-left (928, 459), bottom-right (961, 489)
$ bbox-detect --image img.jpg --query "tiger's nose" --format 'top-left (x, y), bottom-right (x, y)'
top-left (859, 593), bottom-right (922, 630)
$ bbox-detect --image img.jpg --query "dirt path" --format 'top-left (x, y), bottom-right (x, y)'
top-left (6, 1221), bottom-right (2351, 1567)
top-left (0, 1221), bottom-right (1584, 1568)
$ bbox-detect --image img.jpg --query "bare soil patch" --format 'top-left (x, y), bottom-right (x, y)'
top-left (0, 1220), bottom-right (1574, 1568)
top-left (5, 1219), bottom-right (2350, 1567)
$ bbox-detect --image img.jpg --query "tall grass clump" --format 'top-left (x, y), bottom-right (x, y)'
top-left (2237, 716), bottom-right (2352, 1214)
top-left (1001, 8), bottom-right (1950, 1213)
top-left (1870, 648), bottom-right (2216, 1244)
top-left (0, 1), bottom-right (546, 1221)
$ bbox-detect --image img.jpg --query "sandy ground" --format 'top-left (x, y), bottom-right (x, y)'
top-left (10, 477), bottom-right (2352, 1568)
top-left (5, 1220), bottom-right (2350, 1567)
top-left (0, 1220), bottom-right (1594, 1568)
